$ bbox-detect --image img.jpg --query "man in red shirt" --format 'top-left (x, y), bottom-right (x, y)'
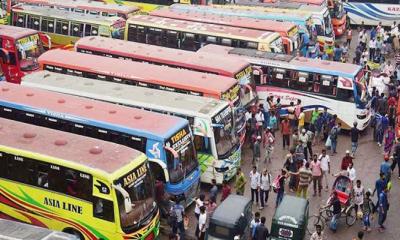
top-left (281, 117), bottom-right (291, 150)
top-left (221, 180), bottom-right (231, 202)
top-left (341, 150), bottom-right (354, 170)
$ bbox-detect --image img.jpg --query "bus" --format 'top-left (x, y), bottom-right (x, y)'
top-left (149, 7), bottom-right (299, 54)
top-left (22, 71), bottom-right (242, 184)
top-left (125, 15), bottom-right (285, 53)
top-left (212, 2), bottom-right (334, 47)
top-left (0, 118), bottom-right (159, 240)
top-left (198, 44), bottom-right (371, 130)
top-left (17, 0), bottom-right (140, 19)
top-left (0, 219), bottom-right (78, 239)
top-left (38, 49), bottom-right (243, 108)
top-left (0, 82), bottom-right (200, 207)
top-left (344, 0), bottom-right (400, 26)
top-left (0, 25), bottom-right (49, 84)
top-left (11, 4), bottom-right (126, 47)
top-left (75, 36), bottom-right (256, 107)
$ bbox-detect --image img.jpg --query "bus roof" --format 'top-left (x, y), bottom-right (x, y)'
top-left (0, 82), bottom-right (187, 140)
top-left (18, 0), bottom-right (140, 13)
top-left (199, 44), bottom-right (362, 78)
top-left (170, 4), bottom-right (312, 22)
top-left (22, 71), bottom-right (230, 118)
top-left (289, 0), bottom-right (325, 5)
top-left (0, 25), bottom-right (38, 40)
top-left (0, 118), bottom-right (144, 174)
top-left (127, 14), bottom-right (278, 40)
top-left (13, 4), bottom-right (124, 25)
top-left (149, 7), bottom-right (297, 35)
top-left (38, 49), bottom-right (238, 95)
top-left (75, 36), bottom-right (250, 77)
top-left (216, 1), bottom-right (325, 13)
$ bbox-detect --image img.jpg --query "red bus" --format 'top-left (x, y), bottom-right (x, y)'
top-left (38, 49), bottom-right (241, 106)
top-left (0, 25), bottom-right (49, 84)
top-left (75, 36), bottom-right (256, 107)
top-left (149, 7), bottom-right (299, 54)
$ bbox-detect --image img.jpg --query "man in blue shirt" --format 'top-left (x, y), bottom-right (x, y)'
top-left (378, 188), bottom-right (389, 232)
top-left (380, 155), bottom-right (392, 181)
top-left (373, 173), bottom-right (387, 208)
top-left (333, 44), bottom-right (343, 62)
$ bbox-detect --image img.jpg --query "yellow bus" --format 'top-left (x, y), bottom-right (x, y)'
top-left (0, 118), bottom-right (159, 240)
top-left (11, 4), bottom-right (126, 47)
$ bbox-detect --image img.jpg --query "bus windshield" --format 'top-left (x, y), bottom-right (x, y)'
top-left (166, 127), bottom-right (198, 184)
top-left (212, 107), bottom-right (238, 159)
top-left (16, 33), bottom-right (45, 71)
top-left (270, 36), bottom-right (284, 53)
top-left (116, 162), bottom-right (155, 232)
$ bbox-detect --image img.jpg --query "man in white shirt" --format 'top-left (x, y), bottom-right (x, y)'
top-left (259, 169), bottom-right (272, 209)
top-left (318, 149), bottom-right (331, 191)
top-left (197, 206), bottom-right (207, 240)
top-left (299, 129), bottom-right (309, 160)
top-left (347, 162), bottom-right (356, 182)
top-left (369, 38), bottom-right (377, 61)
top-left (249, 166), bottom-right (260, 205)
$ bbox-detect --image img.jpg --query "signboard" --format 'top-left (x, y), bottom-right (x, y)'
top-left (116, 162), bottom-right (148, 188)
top-left (166, 126), bottom-right (191, 152)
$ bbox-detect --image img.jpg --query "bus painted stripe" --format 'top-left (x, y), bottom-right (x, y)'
top-left (365, 3), bottom-right (396, 16)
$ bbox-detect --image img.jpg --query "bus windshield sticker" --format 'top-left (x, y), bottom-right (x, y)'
top-left (166, 126), bottom-right (191, 152)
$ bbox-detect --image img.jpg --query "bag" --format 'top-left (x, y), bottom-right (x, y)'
top-left (325, 135), bottom-right (332, 149)
top-left (329, 216), bottom-right (338, 231)
top-left (272, 175), bottom-right (282, 193)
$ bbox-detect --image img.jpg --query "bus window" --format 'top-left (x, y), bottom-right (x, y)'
top-left (84, 24), bottom-right (98, 37)
top-left (0, 152), bottom-right (6, 178)
top-left (270, 68), bottom-right (288, 88)
top-left (15, 13), bottom-right (26, 27)
top-left (194, 135), bottom-right (211, 154)
top-left (206, 36), bottom-right (217, 44)
top-left (165, 30), bottom-right (179, 48)
top-left (56, 20), bottom-right (69, 35)
top-left (37, 163), bottom-right (49, 188)
top-left (221, 38), bottom-right (232, 47)
top-left (27, 15), bottom-right (40, 30)
top-left (337, 88), bottom-right (354, 102)
top-left (149, 162), bottom-right (166, 182)
top-left (64, 168), bottom-right (92, 201)
top-left (319, 75), bottom-right (336, 96)
top-left (71, 23), bottom-right (84, 37)
top-left (6, 155), bottom-right (27, 183)
top-left (246, 42), bottom-right (258, 50)
top-left (181, 33), bottom-right (198, 51)
top-left (93, 197), bottom-right (114, 222)
top-left (41, 18), bottom-right (54, 32)
top-left (147, 28), bottom-right (163, 46)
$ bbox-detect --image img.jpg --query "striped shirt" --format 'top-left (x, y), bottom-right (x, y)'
top-left (298, 167), bottom-right (312, 186)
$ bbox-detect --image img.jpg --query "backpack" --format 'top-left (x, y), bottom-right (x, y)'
top-left (272, 175), bottom-right (282, 193)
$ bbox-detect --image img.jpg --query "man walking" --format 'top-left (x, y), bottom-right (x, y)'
top-left (392, 138), bottom-right (400, 179)
top-left (281, 117), bottom-right (291, 149)
top-left (378, 188), bottom-right (389, 232)
top-left (291, 162), bottom-right (312, 198)
top-left (250, 166), bottom-right (261, 205)
top-left (235, 168), bottom-right (247, 195)
top-left (254, 217), bottom-right (270, 240)
top-left (259, 168), bottom-right (272, 209)
top-left (351, 122), bottom-right (359, 156)
top-left (253, 136), bottom-right (261, 167)
top-left (330, 122), bottom-right (341, 155)
top-left (318, 149), bottom-right (330, 191)
top-left (170, 198), bottom-right (186, 240)
top-left (310, 154), bottom-right (323, 197)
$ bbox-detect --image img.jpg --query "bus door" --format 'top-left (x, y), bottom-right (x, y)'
top-left (252, 66), bottom-right (264, 86)
top-left (91, 176), bottom-right (116, 231)
top-left (0, 39), bottom-right (18, 83)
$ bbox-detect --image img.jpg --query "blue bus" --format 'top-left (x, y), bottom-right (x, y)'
top-left (0, 81), bottom-right (200, 207)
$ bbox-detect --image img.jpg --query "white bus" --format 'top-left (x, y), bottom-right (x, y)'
top-left (344, 0), bottom-right (400, 26)
top-left (22, 71), bottom-right (242, 184)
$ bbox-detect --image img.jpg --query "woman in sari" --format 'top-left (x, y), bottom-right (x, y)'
top-left (384, 125), bottom-right (395, 154)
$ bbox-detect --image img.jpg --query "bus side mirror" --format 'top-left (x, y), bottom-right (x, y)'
top-left (113, 184), bottom-right (132, 214)
top-left (0, 48), bottom-right (10, 64)
top-left (38, 33), bottom-right (52, 49)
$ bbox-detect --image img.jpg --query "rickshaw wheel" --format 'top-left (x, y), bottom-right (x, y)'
top-left (321, 209), bottom-right (333, 221)
top-left (345, 206), bottom-right (357, 226)
top-left (307, 216), bottom-right (324, 235)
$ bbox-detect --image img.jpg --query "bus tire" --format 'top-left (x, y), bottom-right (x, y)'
top-left (63, 228), bottom-right (84, 240)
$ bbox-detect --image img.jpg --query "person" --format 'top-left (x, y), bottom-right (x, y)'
top-left (362, 191), bottom-right (375, 232)
top-left (197, 206), bottom-right (207, 240)
top-left (253, 136), bottom-right (261, 166)
top-left (209, 179), bottom-right (218, 202)
top-left (260, 168), bottom-right (272, 209)
top-left (250, 212), bottom-right (261, 239)
top-left (281, 117), bottom-right (291, 149)
top-left (311, 107), bottom-right (319, 126)
top-left (380, 155), bottom-right (392, 181)
top-left (268, 111), bottom-right (278, 135)
top-left (328, 191), bottom-right (342, 232)
top-left (291, 162), bottom-right (312, 198)
top-left (373, 173), bottom-right (387, 207)
top-left (254, 217), bottom-right (269, 240)
top-left (264, 127), bottom-right (275, 163)
top-left (319, 149), bottom-right (331, 191)
top-left (287, 101), bottom-right (296, 128)
top-left (235, 168), bottom-right (247, 195)
top-left (384, 126), bottom-right (395, 154)
top-left (206, 198), bottom-right (217, 224)
top-left (284, 150), bottom-right (297, 192)
top-left (392, 138), bottom-right (400, 179)
top-left (194, 194), bottom-right (205, 220)
top-left (353, 180), bottom-right (364, 217)
top-left (341, 150), bottom-right (353, 170)
top-left (275, 169), bottom-right (288, 207)
top-left (170, 198), bottom-right (185, 240)
top-left (378, 187), bottom-right (389, 232)
top-left (299, 129), bottom-right (309, 160)
top-left (347, 162), bottom-right (356, 182)
top-left (314, 112), bottom-right (324, 145)
top-left (310, 154), bottom-right (322, 197)
top-left (310, 224), bottom-right (325, 240)
top-left (255, 107), bottom-right (265, 136)
top-left (306, 127), bottom-right (314, 158)
top-left (250, 166), bottom-right (261, 205)
top-left (333, 44), bottom-right (343, 61)
top-left (221, 180), bottom-right (231, 202)
top-left (346, 28), bottom-right (352, 46)
top-left (168, 233), bottom-right (180, 240)
top-left (330, 122), bottom-right (341, 155)
top-left (298, 110), bottom-right (305, 134)
top-left (350, 122), bottom-right (359, 156)
top-left (369, 37), bottom-right (376, 60)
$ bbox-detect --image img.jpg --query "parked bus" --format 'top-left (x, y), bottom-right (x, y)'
top-left (11, 4), bottom-right (126, 47)
top-left (0, 118), bottom-right (159, 240)
top-left (22, 71), bottom-right (242, 184)
top-left (344, 0), bottom-right (400, 26)
top-left (75, 36), bottom-right (256, 107)
top-left (0, 25), bottom-right (49, 84)
top-left (212, 2), bottom-right (334, 47)
top-left (38, 49), bottom-right (242, 107)
top-left (0, 82), bottom-right (200, 207)
top-left (17, 0), bottom-right (140, 19)
top-left (198, 44), bottom-right (371, 130)
top-left (125, 15), bottom-right (285, 53)
top-left (149, 7), bottom-right (299, 54)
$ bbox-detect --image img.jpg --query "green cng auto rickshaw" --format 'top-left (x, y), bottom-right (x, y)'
top-left (270, 195), bottom-right (309, 240)
top-left (206, 195), bottom-right (252, 240)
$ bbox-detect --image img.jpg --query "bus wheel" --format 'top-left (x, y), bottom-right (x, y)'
top-left (63, 228), bottom-right (84, 240)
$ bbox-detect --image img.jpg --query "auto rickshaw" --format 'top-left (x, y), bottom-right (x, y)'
top-left (206, 195), bottom-right (252, 240)
top-left (270, 195), bottom-right (309, 240)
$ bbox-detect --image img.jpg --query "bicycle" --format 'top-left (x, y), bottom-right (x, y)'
top-left (307, 202), bottom-right (357, 234)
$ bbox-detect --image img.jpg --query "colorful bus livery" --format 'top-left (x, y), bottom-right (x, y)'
top-left (344, 0), bottom-right (400, 26)
top-left (0, 118), bottom-right (159, 240)
top-left (0, 82), bottom-right (200, 207)
top-left (125, 14), bottom-right (284, 53)
top-left (75, 36), bottom-right (256, 107)
top-left (22, 71), bottom-right (243, 184)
